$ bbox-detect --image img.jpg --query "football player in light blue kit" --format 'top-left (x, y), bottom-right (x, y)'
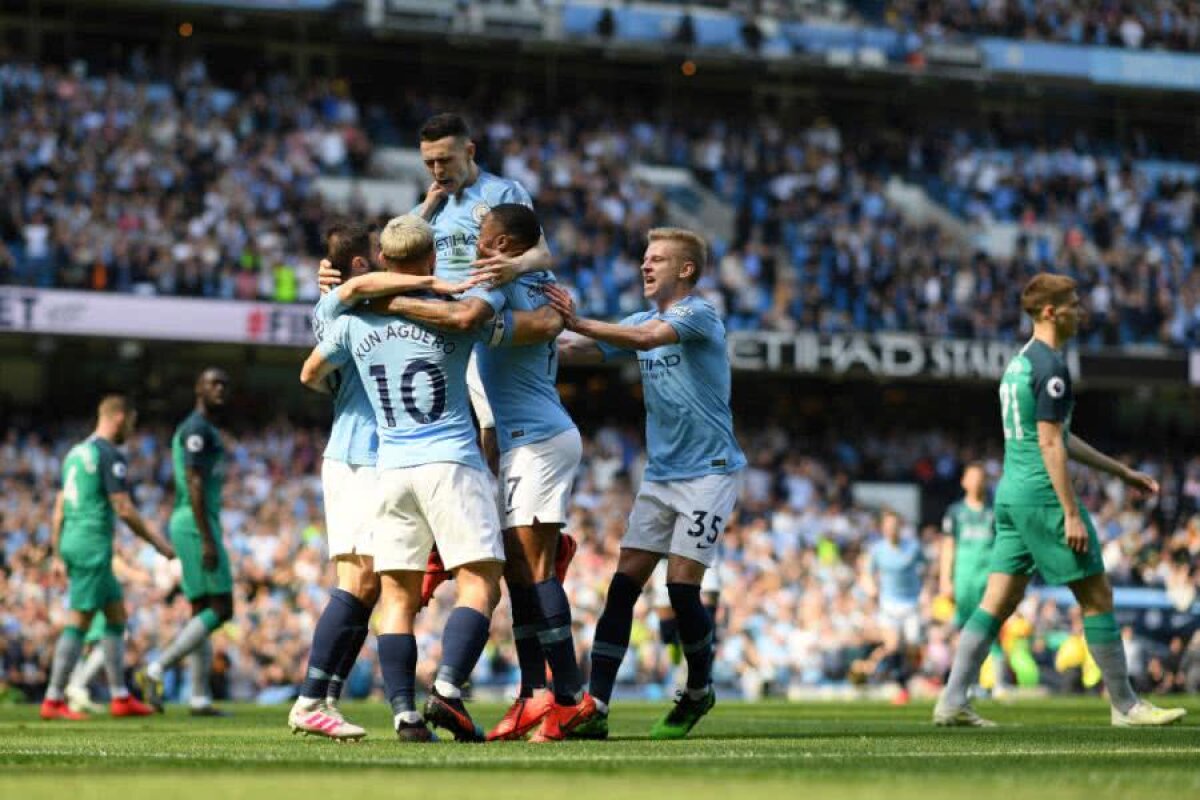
top-left (862, 509), bottom-right (925, 705)
top-left (546, 227), bottom-right (746, 741)
top-left (301, 215), bottom-right (507, 745)
top-left (290, 221), bottom-right (472, 741)
top-left (414, 112), bottom-right (551, 464)
top-left (368, 204), bottom-right (594, 742)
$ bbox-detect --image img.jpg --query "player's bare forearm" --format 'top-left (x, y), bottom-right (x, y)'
top-left (50, 492), bottom-right (65, 555)
top-left (1037, 425), bottom-right (1080, 517)
top-left (186, 470), bottom-right (216, 545)
top-left (336, 272), bottom-right (437, 304)
top-left (113, 493), bottom-right (172, 557)
top-left (300, 349), bottom-right (336, 393)
top-left (571, 316), bottom-right (678, 352)
top-left (506, 306), bottom-right (564, 346)
top-left (517, 236), bottom-right (553, 273)
top-left (1066, 434), bottom-right (1127, 479)
top-left (377, 295), bottom-right (491, 332)
top-left (939, 536), bottom-right (955, 596)
top-left (557, 334), bottom-right (605, 365)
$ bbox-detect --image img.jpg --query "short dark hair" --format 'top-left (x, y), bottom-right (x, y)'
top-left (486, 204), bottom-right (541, 251)
top-left (1020, 273), bottom-right (1077, 319)
top-left (324, 220), bottom-right (372, 273)
top-left (97, 393), bottom-right (130, 419)
top-left (419, 113), bottom-right (470, 142)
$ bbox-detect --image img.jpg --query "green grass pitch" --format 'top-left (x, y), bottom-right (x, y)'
top-left (1, 698), bottom-right (1198, 800)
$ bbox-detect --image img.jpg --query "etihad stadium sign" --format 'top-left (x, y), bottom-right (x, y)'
top-left (727, 331), bottom-right (1081, 382)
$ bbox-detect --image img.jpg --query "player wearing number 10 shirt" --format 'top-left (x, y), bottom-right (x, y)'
top-left (302, 215), bottom-right (505, 744)
top-left (547, 228), bottom-right (746, 741)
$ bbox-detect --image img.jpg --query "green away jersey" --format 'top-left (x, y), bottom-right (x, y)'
top-left (60, 435), bottom-right (129, 568)
top-left (995, 339), bottom-right (1074, 507)
top-left (941, 500), bottom-right (995, 580)
top-left (171, 410), bottom-right (225, 528)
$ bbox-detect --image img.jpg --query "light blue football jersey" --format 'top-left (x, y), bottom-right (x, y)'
top-left (414, 170), bottom-right (534, 282)
top-left (597, 294), bottom-right (746, 482)
top-left (869, 538), bottom-right (924, 604)
top-left (476, 271), bottom-right (575, 453)
top-left (317, 298), bottom-right (491, 471)
top-left (311, 291), bottom-right (378, 466)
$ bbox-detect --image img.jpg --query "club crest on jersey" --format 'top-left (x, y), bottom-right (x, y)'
top-left (113, 462), bottom-right (127, 479)
top-left (186, 434), bottom-right (205, 453)
top-left (472, 203), bottom-right (490, 224)
top-left (1047, 376), bottom-right (1066, 398)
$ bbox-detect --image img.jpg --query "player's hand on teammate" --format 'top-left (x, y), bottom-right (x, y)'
top-left (470, 253), bottom-right (524, 287)
top-left (201, 539), bottom-right (219, 571)
top-left (543, 284), bottom-right (578, 329)
top-left (318, 259), bottom-right (341, 293)
top-left (432, 274), bottom-right (488, 295)
top-left (1120, 467), bottom-right (1159, 495)
top-left (1064, 512), bottom-right (1089, 553)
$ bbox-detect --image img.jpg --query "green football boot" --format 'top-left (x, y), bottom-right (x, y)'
top-left (649, 688), bottom-right (715, 740)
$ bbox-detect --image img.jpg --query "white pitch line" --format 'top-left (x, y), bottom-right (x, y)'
top-left (1, 746), bottom-right (1197, 767)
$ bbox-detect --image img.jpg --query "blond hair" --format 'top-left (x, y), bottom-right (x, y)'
top-left (648, 227), bottom-right (708, 283)
top-left (1020, 273), bottom-right (1077, 319)
top-left (97, 394), bottom-right (129, 420)
top-left (380, 215), bottom-right (434, 263)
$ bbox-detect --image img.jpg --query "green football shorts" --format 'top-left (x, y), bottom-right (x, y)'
top-left (990, 503), bottom-right (1104, 586)
top-left (170, 516), bottom-right (234, 600)
top-left (65, 560), bottom-right (122, 613)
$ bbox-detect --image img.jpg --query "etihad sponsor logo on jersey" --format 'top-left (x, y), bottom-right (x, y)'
top-left (353, 321), bottom-right (458, 359)
top-left (435, 232), bottom-right (478, 255)
top-left (639, 352), bottom-right (682, 374)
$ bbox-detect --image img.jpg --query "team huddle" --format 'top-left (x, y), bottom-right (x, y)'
top-left (39, 113), bottom-right (1185, 739)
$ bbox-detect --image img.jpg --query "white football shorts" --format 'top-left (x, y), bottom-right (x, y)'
top-left (321, 459), bottom-right (376, 560)
top-left (498, 427), bottom-right (582, 529)
top-left (372, 462), bottom-right (504, 573)
top-left (466, 351), bottom-right (494, 430)
top-left (622, 472), bottom-right (741, 569)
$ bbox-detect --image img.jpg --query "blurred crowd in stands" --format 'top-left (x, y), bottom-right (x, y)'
top-left (886, 0), bottom-right (1200, 53)
top-left (2, 419), bottom-right (1197, 706)
top-left (2, 56), bottom-right (1199, 346)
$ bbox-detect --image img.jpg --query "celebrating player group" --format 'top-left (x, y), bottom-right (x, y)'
top-left (39, 112), bottom-right (1184, 739)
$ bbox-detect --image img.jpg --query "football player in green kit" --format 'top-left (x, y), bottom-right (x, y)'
top-left (934, 274), bottom-right (1185, 728)
top-left (41, 394), bottom-right (175, 720)
top-left (137, 368), bottom-right (234, 716)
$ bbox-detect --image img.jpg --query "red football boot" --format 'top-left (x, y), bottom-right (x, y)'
top-left (111, 694), bottom-right (156, 717)
top-left (530, 693), bottom-right (600, 743)
top-left (421, 546), bottom-right (452, 608)
top-left (554, 533), bottom-right (578, 583)
top-left (486, 690), bottom-right (553, 741)
top-left (40, 698), bottom-right (88, 721)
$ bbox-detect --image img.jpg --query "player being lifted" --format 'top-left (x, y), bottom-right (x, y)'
top-left (290, 221), bottom-right (478, 740)
top-left (301, 215), bottom-right (507, 743)
top-left (137, 369), bottom-right (233, 716)
top-left (364, 204), bottom-right (593, 741)
top-left (939, 463), bottom-right (1007, 692)
top-left (42, 394), bottom-right (174, 720)
top-left (934, 274), bottom-right (1186, 728)
top-left (547, 228), bottom-right (746, 740)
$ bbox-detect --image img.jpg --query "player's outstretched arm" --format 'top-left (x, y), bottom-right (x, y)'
top-left (370, 295), bottom-right (493, 333)
top-left (300, 347), bottom-right (338, 394)
top-left (544, 284), bottom-right (679, 351)
top-left (557, 333), bottom-right (605, 365)
top-left (334, 270), bottom-right (481, 304)
top-left (1066, 434), bottom-right (1159, 493)
top-left (111, 492), bottom-right (175, 559)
